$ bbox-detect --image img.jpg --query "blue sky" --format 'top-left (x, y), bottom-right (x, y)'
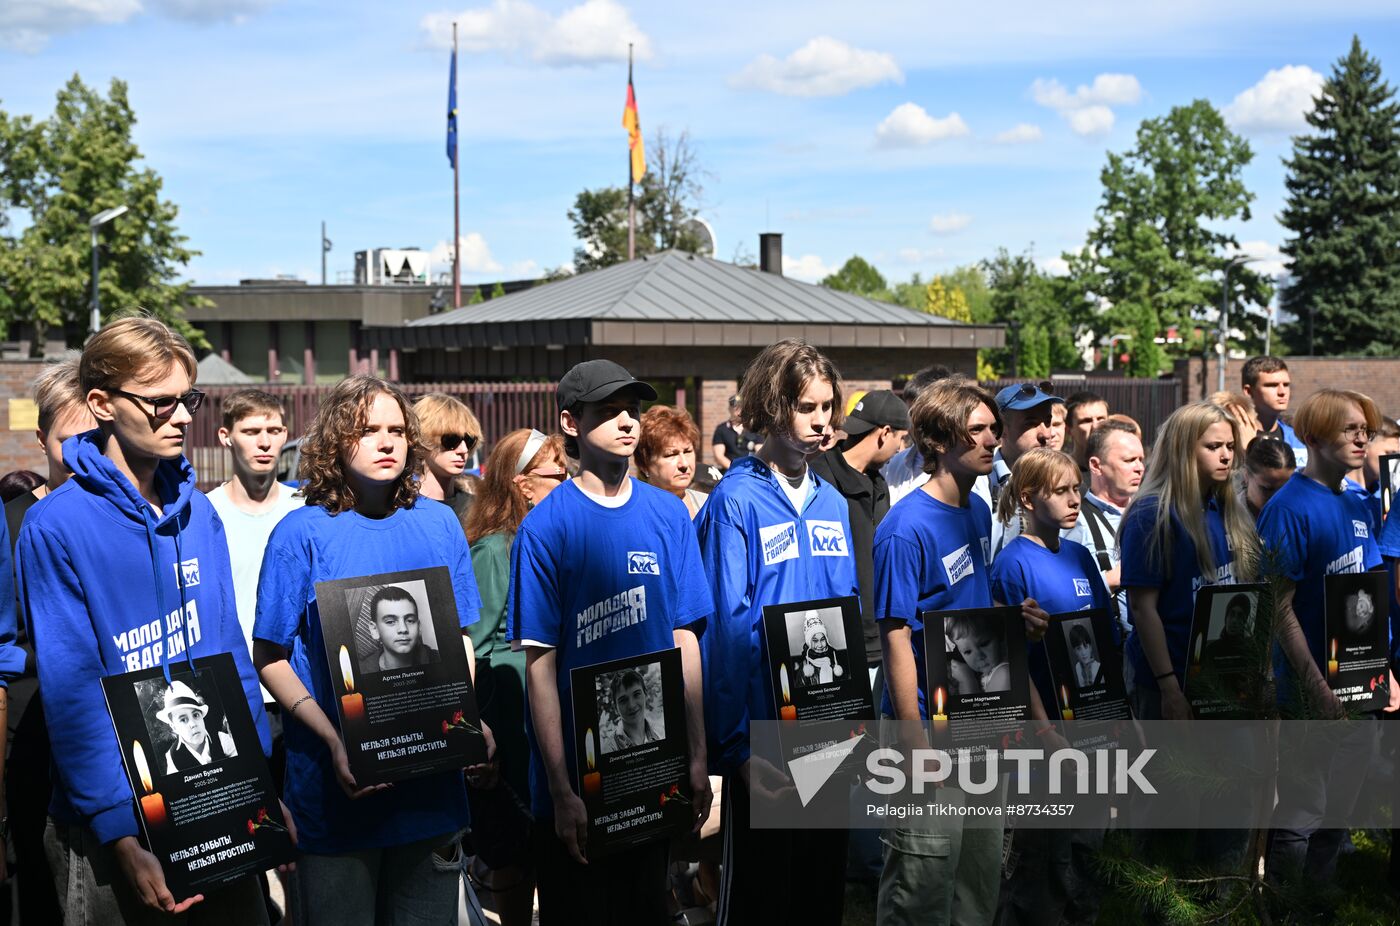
top-left (4, 0), bottom-right (1400, 294)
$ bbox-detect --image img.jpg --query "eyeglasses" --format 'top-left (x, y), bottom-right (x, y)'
top-left (1341, 425), bottom-right (1378, 443)
top-left (525, 467), bottom-right (568, 481)
top-left (112, 388), bottom-right (205, 419)
top-left (439, 433), bottom-right (479, 453)
top-left (1014, 381), bottom-right (1055, 400)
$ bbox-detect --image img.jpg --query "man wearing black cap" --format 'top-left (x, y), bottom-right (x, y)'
top-left (508, 359), bottom-right (713, 925)
top-left (810, 390), bottom-right (909, 678)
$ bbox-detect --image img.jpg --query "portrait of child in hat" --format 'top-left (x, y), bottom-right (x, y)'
top-left (154, 679), bottom-right (238, 773)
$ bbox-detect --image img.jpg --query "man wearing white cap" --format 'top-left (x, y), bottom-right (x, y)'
top-left (157, 680), bottom-right (238, 772)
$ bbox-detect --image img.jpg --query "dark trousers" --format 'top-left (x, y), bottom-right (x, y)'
top-left (6, 682), bottom-right (60, 925)
top-left (532, 819), bottom-right (669, 926)
top-left (717, 772), bottom-right (848, 926)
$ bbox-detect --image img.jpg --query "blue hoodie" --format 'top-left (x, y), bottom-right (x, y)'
top-left (695, 456), bottom-right (859, 775)
top-left (16, 432), bottom-right (270, 845)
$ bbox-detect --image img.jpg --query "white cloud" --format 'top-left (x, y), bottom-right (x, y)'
top-left (1040, 256), bottom-right (1071, 277)
top-left (421, 0), bottom-right (652, 66)
top-left (1031, 73), bottom-right (1141, 110)
top-left (731, 37), bottom-right (902, 97)
top-left (1031, 73), bottom-right (1140, 137)
top-left (994, 123), bottom-right (1043, 144)
top-left (1066, 105), bottom-right (1114, 136)
top-left (507, 258), bottom-right (541, 278)
top-left (895, 247), bottom-right (947, 264)
top-left (1223, 65), bottom-right (1324, 133)
top-left (1, 0), bottom-right (141, 52)
top-left (783, 253), bottom-right (837, 282)
top-left (147, 0), bottom-right (269, 22)
top-left (429, 233), bottom-right (504, 276)
top-left (928, 212), bottom-right (972, 235)
top-left (875, 103), bottom-right (969, 148)
top-left (1225, 240), bottom-right (1289, 279)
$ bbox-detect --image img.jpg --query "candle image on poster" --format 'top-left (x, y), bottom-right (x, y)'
top-left (921, 606), bottom-right (1031, 762)
top-left (1041, 609), bottom-right (1131, 747)
top-left (1184, 584), bottom-right (1266, 718)
top-left (570, 648), bottom-right (691, 858)
top-left (1324, 571), bottom-right (1391, 709)
top-left (1382, 453), bottom-right (1400, 523)
top-left (315, 566), bottom-right (486, 786)
top-left (759, 596), bottom-right (873, 766)
top-left (102, 653), bottom-right (293, 899)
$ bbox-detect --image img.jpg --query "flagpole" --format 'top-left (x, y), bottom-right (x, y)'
top-left (452, 21), bottom-right (462, 309)
top-left (627, 43), bottom-right (635, 262)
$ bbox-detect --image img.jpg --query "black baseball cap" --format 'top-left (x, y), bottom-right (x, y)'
top-left (557, 359), bottom-right (657, 411)
top-left (844, 389), bottom-right (912, 437)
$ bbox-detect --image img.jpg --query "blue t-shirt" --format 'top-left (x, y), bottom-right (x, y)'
top-left (1121, 495), bottom-right (1235, 691)
top-left (1258, 472), bottom-right (1382, 694)
top-left (990, 535), bottom-right (1112, 713)
top-left (252, 502), bottom-right (482, 854)
top-left (873, 489), bottom-right (993, 719)
top-left (507, 479), bottom-right (710, 817)
top-left (1275, 419), bottom-right (1309, 469)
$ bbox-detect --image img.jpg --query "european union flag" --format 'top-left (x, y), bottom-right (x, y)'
top-left (446, 48), bottom-right (458, 169)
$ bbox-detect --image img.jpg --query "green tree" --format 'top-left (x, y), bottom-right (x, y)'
top-left (821, 256), bottom-right (889, 299)
top-left (490, 281), bottom-right (506, 299)
top-left (1279, 37), bottom-right (1400, 356)
top-left (0, 76), bottom-right (206, 352)
top-left (567, 128), bottom-right (708, 272)
top-left (466, 285), bottom-right (484, 305)
top-left (923, 276), bottom-right (972, 322)
top-left (981, 248), bottom-right (1090, 376)
top-left (1067, 101), bottom-right (1271, 375)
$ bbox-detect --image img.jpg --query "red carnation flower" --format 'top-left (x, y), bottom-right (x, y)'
top-left (442, 720), bottom-right (450, 734)
top-left (247, 820), bottom-right (256, 835)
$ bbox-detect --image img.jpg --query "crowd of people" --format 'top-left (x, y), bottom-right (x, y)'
top-left (0, 314), bottom-right (1392, 925)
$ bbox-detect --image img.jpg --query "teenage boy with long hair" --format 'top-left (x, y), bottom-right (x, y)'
top-left (874, 378), bottom-right (1048, 926)
top-left (695, 339), bottom-right (858, 926)
top-left (18, 317), bottom-right (276, 923)
top-left (252, 374), bottom-right (489, 926)
top-left (509, 360), bottom-right (711, 925)
top-left (1261, 389), bottom-right (1400, 883)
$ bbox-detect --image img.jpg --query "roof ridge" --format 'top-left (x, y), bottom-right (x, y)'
top-left (606, 249), bottom-right (680, 316)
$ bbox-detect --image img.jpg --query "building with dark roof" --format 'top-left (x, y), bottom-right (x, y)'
top-left (361, 241), bottom-right (1003, 458)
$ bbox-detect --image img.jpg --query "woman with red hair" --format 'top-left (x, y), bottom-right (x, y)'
top-left (635, 405), bottom-right (707, 518)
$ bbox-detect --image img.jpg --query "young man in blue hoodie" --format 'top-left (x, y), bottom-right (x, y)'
top-left (17, 317), bottom-right (277, 924)
top-left (508, 359), bottom-right (712, 925)
top-left (695, 338), bottom-right (859, 926)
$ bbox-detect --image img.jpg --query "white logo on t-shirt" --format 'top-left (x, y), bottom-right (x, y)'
top-left (942, 544), bottom-right (975, 586)
top-left (759, 522), bottom-right (800, 566)
top-left (1327, 545), bottom-right (1365, 575)
top-left (627, 552), bottom-right (659, 575)
top-left (174, 558), bottom-right (200, 588)
top-left (807, 520), bottom-right (848, 557)
top-left (1353, 520), bottom-right (1370, 539)
top-left (1074, 578), bottom-right (1092, 597)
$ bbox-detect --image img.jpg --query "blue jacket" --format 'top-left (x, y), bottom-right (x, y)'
top-left (17, 432), bottom-right (269, 845)
top-left (694, 456), bottom-right (859, 775)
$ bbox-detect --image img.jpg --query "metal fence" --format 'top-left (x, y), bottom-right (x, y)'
top-left (982, 377), bottom-right (1180, 444)
top-left (188, 381), bottom-right (555, 488)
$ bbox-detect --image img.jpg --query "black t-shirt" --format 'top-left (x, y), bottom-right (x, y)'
top-left (712, 422), bottom-right (758, 465)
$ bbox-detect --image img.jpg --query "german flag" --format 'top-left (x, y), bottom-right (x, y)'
top-left (622, 62), bottom-right (645, 185)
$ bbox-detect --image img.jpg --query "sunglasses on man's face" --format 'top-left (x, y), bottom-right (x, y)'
top-left (440, 433), bottom-right (479, 453)
top-left (112, 388), bottom-right (205, 420)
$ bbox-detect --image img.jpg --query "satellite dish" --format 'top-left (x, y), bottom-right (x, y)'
top-left (680, 217), bottom-right (716, 258)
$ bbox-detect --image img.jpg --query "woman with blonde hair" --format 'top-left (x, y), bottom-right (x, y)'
top-left (1121, 400), bottom-right (1259, 717)
top-left (1209, 390), bottom-right (1262, 450)
top-left (413, 393), bottom-right (483, 522)
top-left (635, 405), bottom-right (707, 518)
top-left (462, 428), bottom-right (568, 926)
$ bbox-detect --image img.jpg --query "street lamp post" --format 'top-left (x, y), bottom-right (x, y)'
top-left (1217, 255), bottom-right (1254, 394)
top-left (1106, 334), bottom-right (1131, 371)
top-left (89, 205), bottom-right (129, 337)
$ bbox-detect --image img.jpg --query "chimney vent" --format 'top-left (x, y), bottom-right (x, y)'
top-left (759, 233), bottom-right (783, 275)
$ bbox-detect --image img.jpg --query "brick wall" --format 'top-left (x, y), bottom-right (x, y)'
top-left (0, 360), bottom-right (49, 478)
top-left (1176, 357), bottom-right (1400, 417)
